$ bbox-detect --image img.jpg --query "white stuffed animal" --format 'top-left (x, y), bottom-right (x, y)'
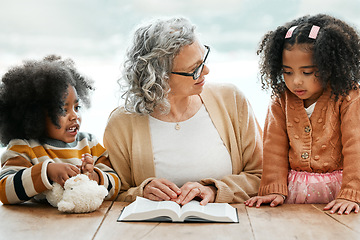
top-left (45, 174), bottom-right (108, 213)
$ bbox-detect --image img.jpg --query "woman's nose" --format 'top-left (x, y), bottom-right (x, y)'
top-left (202, 64), bottom-right (210, 75)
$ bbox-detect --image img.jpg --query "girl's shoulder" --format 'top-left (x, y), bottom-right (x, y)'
top-left (341, 88), bottom-right (360, 102)
top-left (333, 88), bottom-right (360, 113)
top-left (268, 90), bottom-right (289, 106)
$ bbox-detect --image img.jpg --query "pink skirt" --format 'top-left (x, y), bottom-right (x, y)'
top-left (285, 169), bottom-right (342, 204)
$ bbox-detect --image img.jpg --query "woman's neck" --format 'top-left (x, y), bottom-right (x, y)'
top-left (152, 94), bottom-right (202, 122)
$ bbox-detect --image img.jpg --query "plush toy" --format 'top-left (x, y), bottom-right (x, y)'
top-left (45, 174), bottom-right (108, 213)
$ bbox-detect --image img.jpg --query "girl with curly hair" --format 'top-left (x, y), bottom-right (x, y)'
top-left (0, 55), bottom-right (120, 204)
top-left (245, 14), bottom-right (360, 215)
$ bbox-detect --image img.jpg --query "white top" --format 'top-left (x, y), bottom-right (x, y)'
top-left (305, 102), bottom-right (316, 118)
top-left (149, 105), bottom-right (232, 187)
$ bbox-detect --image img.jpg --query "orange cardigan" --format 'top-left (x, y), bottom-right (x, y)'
top-left (259, 87), bottom-right (360, 203)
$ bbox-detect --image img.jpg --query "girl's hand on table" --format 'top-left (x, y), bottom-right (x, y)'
top-left (245, 194), bottom-right (285, 207)
top-left (324, 199), bottom-right (359, 215)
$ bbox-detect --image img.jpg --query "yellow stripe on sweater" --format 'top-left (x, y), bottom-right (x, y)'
top-left (0, 178), bottom-right (10, 204)
top-left (9, 144), bottom-right (106, 161)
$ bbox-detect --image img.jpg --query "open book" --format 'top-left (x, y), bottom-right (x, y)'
top-left (118, 197), bottom-right (238, 223)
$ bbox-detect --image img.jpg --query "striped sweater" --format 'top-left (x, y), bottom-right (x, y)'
top-left (0, 132), bottom-right (120, 204)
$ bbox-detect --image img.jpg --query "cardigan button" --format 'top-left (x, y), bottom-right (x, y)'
top-left (318, 118), bottom-right (323, 123)
top-left (301, 152), bottom-right (309, 159)
top-left (294, 117), bottom-right (300, 123)
top-left (294, 135), bottom-right (299, 139)
top-left (304, 126), bottom-right (311, 133)
top-left (321, 145), bottom-right (327, 149)
top-left (314, 155), bottom-right (320, 160)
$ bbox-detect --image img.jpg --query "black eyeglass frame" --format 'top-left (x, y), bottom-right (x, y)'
top-left (171, 45), bottom-right (210, 80)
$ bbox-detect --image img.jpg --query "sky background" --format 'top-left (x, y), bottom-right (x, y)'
top-left (1, 0), bottom-right (360, 153)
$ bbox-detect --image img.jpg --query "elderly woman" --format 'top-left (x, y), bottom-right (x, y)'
top-left (104, 17), bottom-right (263, 205)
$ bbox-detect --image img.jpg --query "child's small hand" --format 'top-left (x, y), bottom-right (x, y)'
top-left (244, 194), bottom-right (285, 208)
top-left (324, 199), bottom-right (359, 215)
top-left (80, 153), bottom-right (99, 184)
top-left (80, 153), bottom-right (94, 174)
top-left (47, 162), bottom-right (80, 187)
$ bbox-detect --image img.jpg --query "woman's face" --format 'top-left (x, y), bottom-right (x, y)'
top-left (169, 40), bottom-right (210, 97)
top-left (45, 85), bottom-right (82, 143)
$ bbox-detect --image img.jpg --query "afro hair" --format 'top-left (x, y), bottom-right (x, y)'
top-left (0, 55), bottom-right (94, 146)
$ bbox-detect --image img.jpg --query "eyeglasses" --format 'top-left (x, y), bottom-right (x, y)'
top-left (171, 45), bottom-right (210, 80)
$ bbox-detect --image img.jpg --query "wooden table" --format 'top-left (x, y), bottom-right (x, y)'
top-left (1, 201), bottom-right (359, 240)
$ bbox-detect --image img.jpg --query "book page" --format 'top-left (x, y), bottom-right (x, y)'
top-left (118, 197), bottom-right (182, 222)
top-left (179, 201), bottom-right (238, 222)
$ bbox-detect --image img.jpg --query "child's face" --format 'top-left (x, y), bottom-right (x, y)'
top-left (45, 85), bottom-right (82, 143)
top-left (282, 44), bottom-right (323, 108)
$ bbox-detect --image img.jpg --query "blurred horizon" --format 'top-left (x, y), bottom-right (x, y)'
top-left (2, 0), bottom-right (360, 62)
top-left (1, 0), bottom-right (360, 153)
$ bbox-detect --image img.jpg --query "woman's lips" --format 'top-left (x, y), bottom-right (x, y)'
top-left (195, 78), bottom-right (205, 86)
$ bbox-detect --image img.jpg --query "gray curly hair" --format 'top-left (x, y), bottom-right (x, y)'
top-left (120, 17), bottom-right (196, 115)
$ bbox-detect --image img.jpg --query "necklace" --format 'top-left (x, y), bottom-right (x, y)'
top-left (168, 96), bottom-right (192, 130)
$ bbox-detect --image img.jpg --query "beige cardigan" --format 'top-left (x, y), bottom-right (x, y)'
top-left (259, 88), bottom-right (360, 203)
top-left (103, 83), bottom-right (263, 203)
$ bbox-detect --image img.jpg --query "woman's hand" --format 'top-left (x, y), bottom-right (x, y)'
top-left (244, 194), bottom-right (284, 207)
top-left (143, 178), bottom-right (181, 201)
top-left (176, 182), bottom-right (216, 206)
top-left (324, 199), bottom-right (359, 215)
top-left (47, 162), bottom-right (80, 187)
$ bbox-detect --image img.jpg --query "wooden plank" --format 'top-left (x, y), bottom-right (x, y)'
top-left (246, 204), bottom-right (360, 240)
top-left (94, 202), bottom-right (163, 240)
top-left (312, 204), bottom-right (360, 233)
top-left (0, 200), bottom-right (111, 240)
top-left (95, 202), bottom-right (254, 240)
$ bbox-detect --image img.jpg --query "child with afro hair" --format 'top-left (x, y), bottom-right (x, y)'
top-left (0, 55), bottom-right (120, 204)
